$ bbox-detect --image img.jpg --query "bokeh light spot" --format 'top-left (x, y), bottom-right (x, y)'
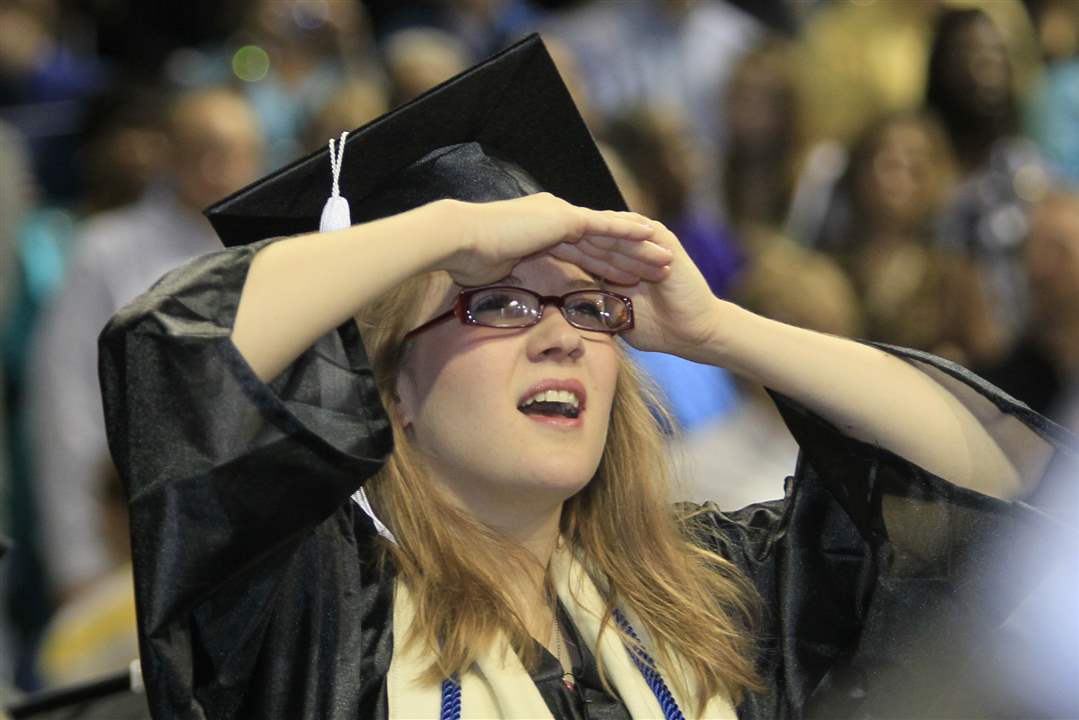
top-left (232, 45), bottom-right (270, 83)
top-left (1013, 164), bottom-right (1049, 204)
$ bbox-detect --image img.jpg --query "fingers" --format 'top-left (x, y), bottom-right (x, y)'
top-left (544, 208), bottom-right (672, 284)
top-left (576, 238), bottom-right (674, 279)
top-left (570, 208), bottom-right (657, 243)
top-left (549, 240), bottom-right (672, 285)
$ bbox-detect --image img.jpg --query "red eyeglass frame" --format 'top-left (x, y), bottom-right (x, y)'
top-left (402, 285), bottom-right (635, 342)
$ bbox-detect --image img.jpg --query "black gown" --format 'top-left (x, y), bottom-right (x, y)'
top-left (99, 239), bottom-right (1079, 720)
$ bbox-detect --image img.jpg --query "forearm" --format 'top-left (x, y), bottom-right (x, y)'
top-left (232, 200), bottom-right (459, 381)
top-left (695, 300), bottom-right (1023, 500)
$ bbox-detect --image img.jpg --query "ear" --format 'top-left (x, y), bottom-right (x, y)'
top-left (393, 372), bottom-right (417, 431)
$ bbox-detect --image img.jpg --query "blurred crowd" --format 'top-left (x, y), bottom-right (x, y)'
top-left (1, 0), bottom-right (1078, 705)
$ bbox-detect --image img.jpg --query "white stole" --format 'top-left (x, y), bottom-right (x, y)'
top-left (388, 547), bottom-right (737, 719)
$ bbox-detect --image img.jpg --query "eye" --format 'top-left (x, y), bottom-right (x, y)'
top-left (565, 292), bottom-right (629, 331)
top-left (472, 293), bottom-right (511, 313)
top-left (566, 297), bottom-right (604, 319)
top-left (470, 290), bottom-right (537, 325)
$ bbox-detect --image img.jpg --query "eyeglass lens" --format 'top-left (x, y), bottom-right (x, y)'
top-left (467, 288), bottom-right (630, 332)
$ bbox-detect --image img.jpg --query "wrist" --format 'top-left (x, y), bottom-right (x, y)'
top-left (427, 199), bottom-right (479, 275)
top-left (393, 198), bottom-right (473, 275)
top-left (685, 298), bottom-right (749, 367)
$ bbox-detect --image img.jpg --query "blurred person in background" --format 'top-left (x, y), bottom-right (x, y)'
top-left (542, 0), bottom-right (761, 199)
top-left (440, 0), bottom-right (545, 60)
top-left (303, 76), bottom-right (389, 154)
top-left (381, 26), bottom-right (471, 105)
top-left (36, 459), bottom-right (137, 688)
top-left (720, 39), bottom-right (804, 236)
top-left (541, 36), bottom-right (606, 138)
top-left (604, 105), bottom-right (742, 298)
top-left (0, 0), bottom-right (108, 203)
top-left (981, 189), bottom-right (1079, 427)
top-left (825, 112), bottom-right (1005, 366)
top-left (676, 233), bottom-right (863, 508)
top-left (1028, 0), bottom-right (1079, 65)
top-left (1, 92), bottom-right (166, 687)
top-left (0, 118), bottom-right (31, 690)
top-left (1026, 0), bottom-right (1079, 184)
top-left (73, 85), bottom-right (169, 218)
top-left (795, 0), bottom-right (1040, 149)
top-left (169, 0), bottom-right (375, 168)
top-left (27, 88), bottom-right (262, 610)
top-left (928, 8), bottom-right (1026, 178)
top-left (795, 0), bottom-right (941, 148)
top-left (927, 7), bottom-right (1049, 344)
top-left (237, 0), bottom-right (373, 165)
top-left (885, 169), bottom-right (1079, 714)
top-left (1010, 189), bottom-right (1079, 529)
top-left (369, 0), bottom-right (544, 61)
top-left (601, 107), bottom-right (739, 432)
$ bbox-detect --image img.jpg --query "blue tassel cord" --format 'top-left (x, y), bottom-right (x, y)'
top-left (438, 609), bottom-right (685, 720)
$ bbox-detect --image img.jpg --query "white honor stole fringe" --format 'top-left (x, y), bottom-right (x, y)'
top-left (388, 546), bottom-right (737, 719)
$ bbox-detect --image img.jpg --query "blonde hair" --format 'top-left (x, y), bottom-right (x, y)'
top-left (357, 272), bottom-right (763, 712)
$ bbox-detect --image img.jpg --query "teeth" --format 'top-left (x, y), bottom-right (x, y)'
top-left (521, 388), bottom-right (580, 408)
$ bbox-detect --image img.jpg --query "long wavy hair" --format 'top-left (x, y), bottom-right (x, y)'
top-left (357, 271), bottom-right (763, 712)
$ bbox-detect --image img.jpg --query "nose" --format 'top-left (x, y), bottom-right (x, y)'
top-left (526, 304), bottom-right (585, 361)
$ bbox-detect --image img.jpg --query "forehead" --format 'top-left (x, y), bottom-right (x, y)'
top-left (489, 255), bottom-right (598, 292)
top-left (418, 255), bottom-right (598, 323)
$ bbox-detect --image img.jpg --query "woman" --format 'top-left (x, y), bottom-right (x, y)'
top-left (824, 111), bottom-right (1005, 367)
top-left (100, 37), bottom-right (1071, 719)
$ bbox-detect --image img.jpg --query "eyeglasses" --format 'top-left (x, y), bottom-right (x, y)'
top-left (403, 285), bottom-right (635, 341)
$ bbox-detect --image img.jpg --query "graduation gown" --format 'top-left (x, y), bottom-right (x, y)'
top-left (99, 239), bottom-right (1078, 720)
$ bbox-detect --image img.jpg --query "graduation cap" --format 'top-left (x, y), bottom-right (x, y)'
top-left (205, 34), bottom-right (627, 247)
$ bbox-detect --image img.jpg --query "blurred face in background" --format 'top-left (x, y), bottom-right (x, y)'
top-left (724, 51), bottom-right (794, 154)
top-left (383, 28), bottom-right (470, 103)
top-left (942, 15), bottom-right (1012, 118)
top-left (855, 120), bottom-right (943, 233)
top-left (168, 90), bottom-right (263, 211)
top-left (604, 107), bottom-right (697, 223)
top-left (0, 0), bottom-right (56, 75)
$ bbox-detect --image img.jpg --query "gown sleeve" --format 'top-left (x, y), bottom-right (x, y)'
top-left (98, 239), bottom-right (396, 719)
top-left (691, 344), bottom-right (1079, 720)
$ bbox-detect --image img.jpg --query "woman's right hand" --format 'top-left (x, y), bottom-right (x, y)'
top-left (438, 194), bottom-right (674, 287)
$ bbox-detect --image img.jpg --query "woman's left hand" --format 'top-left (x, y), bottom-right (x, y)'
top-left (613, 221), bottom-right (729, 363)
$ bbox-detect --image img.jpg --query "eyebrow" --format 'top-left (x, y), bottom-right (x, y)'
top-left (499, 274), bottom-right (601, 291)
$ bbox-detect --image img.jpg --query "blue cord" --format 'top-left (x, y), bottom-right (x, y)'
top-left (437, 609), bottom-right (685, 720)
top-left (613, 608), bottom-right (686, 720)
top-left (439, 676), bottom-right (461, 720)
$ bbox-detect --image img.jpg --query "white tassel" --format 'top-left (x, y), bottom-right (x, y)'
top-left (319, 130), bottom-right (351, 232)
top-left (352, 487), bottom-right (398, 544)
top-left (321, 130), bottom-right (388, 541)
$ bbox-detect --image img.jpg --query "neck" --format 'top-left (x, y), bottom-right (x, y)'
top-left (437, 477), bottom-right (567, 640)
top-left (490, 503), bottom-right (564, 567)
top-left (490, 502), bottom-right (565, 648)
top-left (435, 470), bottom-right (567, 565)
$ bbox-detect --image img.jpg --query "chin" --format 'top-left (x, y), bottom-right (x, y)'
top-left (505, 455), bottom-right (598, 499)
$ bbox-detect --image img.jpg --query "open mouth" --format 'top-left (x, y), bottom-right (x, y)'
top-left (518, 389), bottom-right (582, 419)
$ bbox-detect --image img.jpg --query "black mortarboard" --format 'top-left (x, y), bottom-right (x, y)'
top-left (205, 34), bottom-right (627, 247)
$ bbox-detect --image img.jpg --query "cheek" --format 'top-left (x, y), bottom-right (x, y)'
top-left (401, 335), bottom-right (510, 432)
top-left (587, 344), bottom-right (622, 425)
